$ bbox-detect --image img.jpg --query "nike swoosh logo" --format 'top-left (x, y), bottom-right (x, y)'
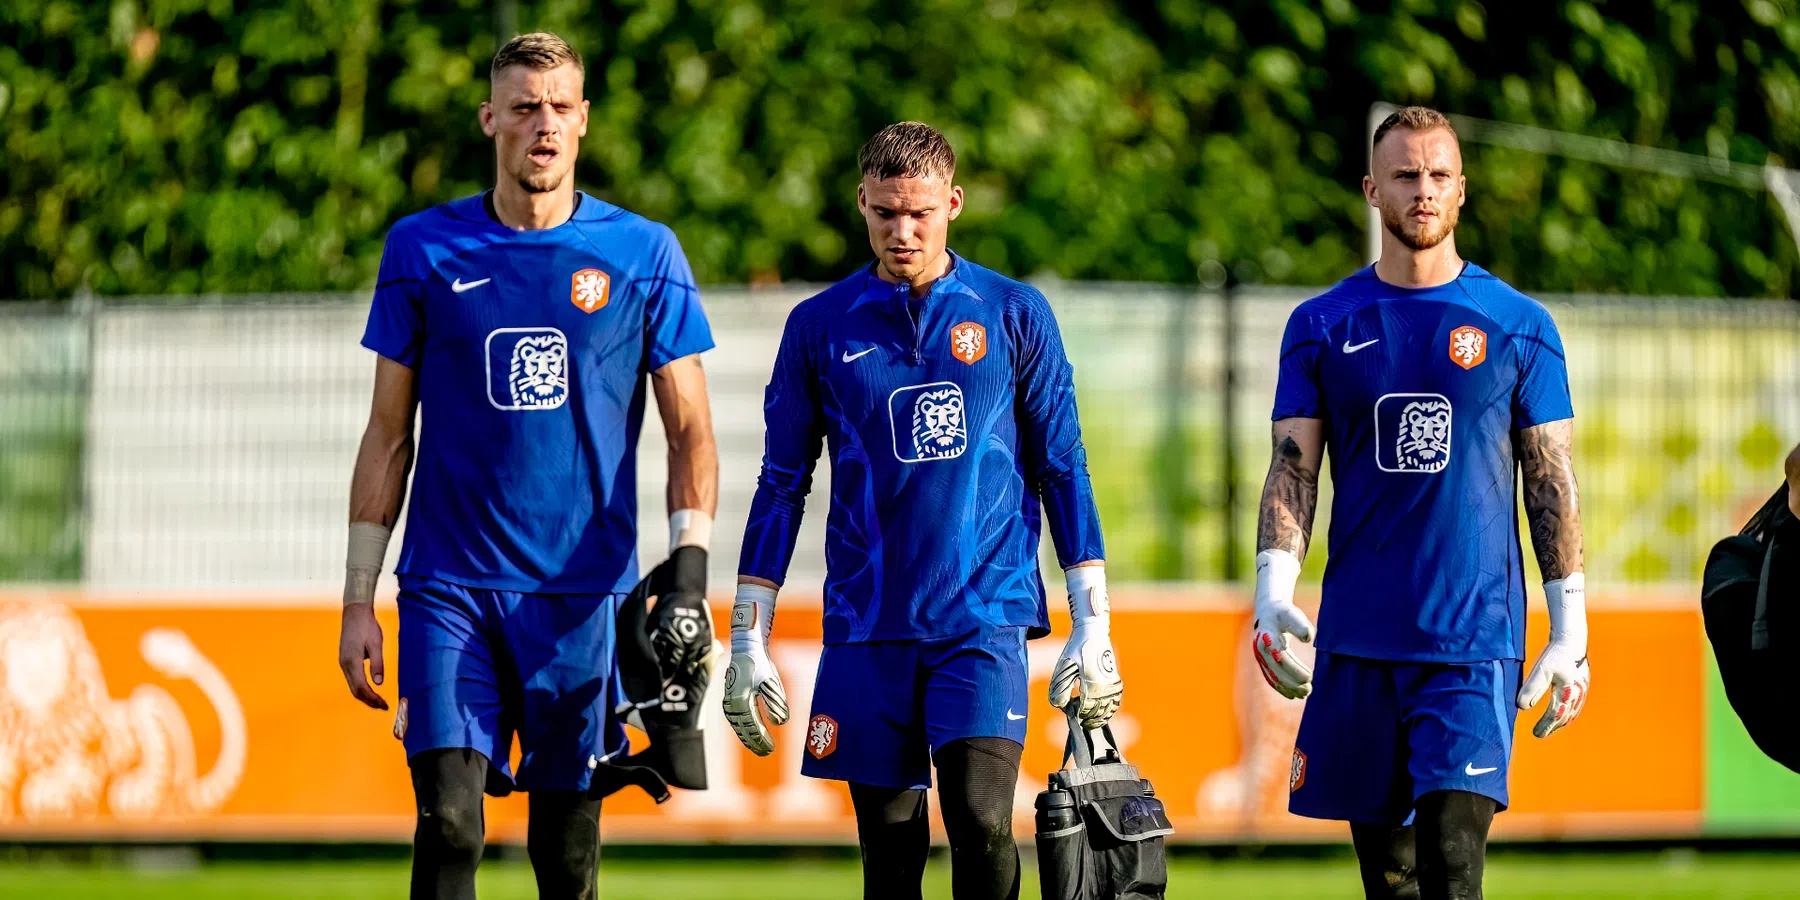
top-left (842, 347), bottom-right (877, 363)
top-left (1465, 764), bottom-right (1498, 776)
top-left (1006, 710), bottom-right (1026, 721)
top-left (1342, 338), bottom-right (1380, 353)
top-left (451, 277), bottom-right (491, 293)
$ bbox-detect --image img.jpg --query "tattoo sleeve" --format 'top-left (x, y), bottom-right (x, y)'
top-left (1517, 419), bottom-right (1584, 581)
top-left (1256, 419), bottom-right (1323, 558)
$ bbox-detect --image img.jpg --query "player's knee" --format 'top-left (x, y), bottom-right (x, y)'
top-left (1351, 824), bottom-right (1419, 900)
top-left (417, 798), bottom-right (484, 860)
top-left (1416, 791), bottom-right (1494, 900)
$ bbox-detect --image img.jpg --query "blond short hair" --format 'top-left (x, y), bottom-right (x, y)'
top-left (858, 122), bottom-right (957, 182)
top-left (491, 32), bottom-right (583, 80)
top-left (1372, 106), bottom-right (1457, 154)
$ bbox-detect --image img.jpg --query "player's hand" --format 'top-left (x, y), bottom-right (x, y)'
top-left (1252, 549), bottom-right (1315, 700)
top-left (1518, 643), bottom-right (1588, 738)
top-left (650, 546), bottom-right (713, 676)
top-left (722, 586), bottom-right (788, 756)
top-left (338, 602), bottom-right (388, 710)
top-left (1050, 616), bottom-right (1123, 728)
top-left (1518, 574), bottom-right (1590, 738)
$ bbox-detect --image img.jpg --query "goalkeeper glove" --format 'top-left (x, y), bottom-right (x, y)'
top-left (1048, 566), bottom-right (1123, 729)
top-left (722, 583), bottom-right (789, 756)
top-left (1518, 573), bottom-right (1590, 738)
top-left (1252, 549), bottom-right (1315, 700)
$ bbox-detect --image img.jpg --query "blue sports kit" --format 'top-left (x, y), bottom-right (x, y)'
top-left (1272, 262), bottom-right (1572, 820)
top-left (364, 191), bottom-right (712, 792)
top-left (739, 253), bottom-right (1104, 787)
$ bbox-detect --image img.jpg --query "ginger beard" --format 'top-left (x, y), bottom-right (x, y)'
top-left (1380, 189), bottom-right (1460, 251)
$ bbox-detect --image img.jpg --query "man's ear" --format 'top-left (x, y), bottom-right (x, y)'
top-left (579, 99), bottom-right (590, 138)
top-left (479, 100), bottom-right (497, 138)
top-left (947, 184), bottom-right (965, 221)
top-left (856, 181), bottom-right (867, 214)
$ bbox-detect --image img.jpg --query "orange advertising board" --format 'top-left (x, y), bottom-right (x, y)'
top-left (0, 589), bottom-right (1701, 843)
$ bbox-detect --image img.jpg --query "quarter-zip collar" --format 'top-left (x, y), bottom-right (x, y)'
top-left (859, 251), bottom-right (964, 367)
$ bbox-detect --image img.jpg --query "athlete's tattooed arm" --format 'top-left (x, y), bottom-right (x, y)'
top-left (1256, 418), bottom-right (1324, 558)
top-left (1517, 419), bottom-right (1584, 581)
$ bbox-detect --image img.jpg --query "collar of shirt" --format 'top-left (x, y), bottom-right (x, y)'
top-left (859, 249), bottom-right (966, 314)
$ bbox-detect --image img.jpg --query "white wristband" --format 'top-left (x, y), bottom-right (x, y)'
top-left (670, 509), bottom-right (713, 552)
top-left (344, 521), bottom-right (392, 607)
top-left (1254, 549), bottom-right (1302, 609)
top-left (1065, 565), bottom-right (1109, 620)
top-left (1543, 572), bottom-right (1587, 649)
top-left (732, 583), bottom-right (778, 649)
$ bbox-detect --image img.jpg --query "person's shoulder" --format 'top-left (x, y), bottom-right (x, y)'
top-left (1291, 265), bottom-right (1379, 324)
top-left (1457, 263), bottom-right (1556, 329)
top-left (386, 194), bottom-right (488, 247)
top-left (570, 193), bottom-right (678, 250)
top-left (957, 257), bottom-right (1048, 312)
top-left (786, 267), bottom-right (868, 333)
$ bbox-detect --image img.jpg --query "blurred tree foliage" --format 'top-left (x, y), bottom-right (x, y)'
top-left (4, 0), bottom-right (1800, 297)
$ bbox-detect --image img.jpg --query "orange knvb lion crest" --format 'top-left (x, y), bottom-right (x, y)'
top-left (571, 268), bottom-right (610, 313)
top-left (806, 714), bottom-right (838, 759)
top-left (1449, 325), bottom-right (1487, 370)
top-left (1289, 749), bottom-right (1307, 792)
top-left (949, 321), bottom-right (986, 364)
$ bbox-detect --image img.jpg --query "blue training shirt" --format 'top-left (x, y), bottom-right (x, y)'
top-left (362, 192), bottom-right (714, 594)
top-left (1272, 262), bottom-right (1572, 663)
top-left (739, 253), bottom-right (1105, 644)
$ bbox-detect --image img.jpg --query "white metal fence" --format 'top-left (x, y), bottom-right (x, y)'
top-left (0, 286), bottom-right (1794, 593)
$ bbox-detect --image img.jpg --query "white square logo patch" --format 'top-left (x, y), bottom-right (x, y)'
top-left (1375, 392), bottom-right (1452, 473)
top-left (486, 327), bottom-right (569, 411)
top-left (889, 381), bottom-right (967, 462)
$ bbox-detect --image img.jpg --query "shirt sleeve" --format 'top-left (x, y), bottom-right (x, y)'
top-left (361, 225), bottom-right (427, 368)
top-left (1512, 302), bottom-right (1574, 429)
top-left (1271, 305), bottom-right (1324, 420)
top-left (1013, 291), bottom-right (1106, 568)
top-left (643, 226), bottom-right (714, 372)
top-left (737, 307), bottom-right (826, 585)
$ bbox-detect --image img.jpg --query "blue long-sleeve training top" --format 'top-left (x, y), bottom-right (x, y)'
top-left (738, 252), bottom-right (1104, 644)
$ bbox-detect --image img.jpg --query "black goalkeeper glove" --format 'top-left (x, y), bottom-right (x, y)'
top-left (601, 547), bottom-right (716, 797)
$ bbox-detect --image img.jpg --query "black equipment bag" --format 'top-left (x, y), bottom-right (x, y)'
top-left (1034, 704), bottom-right (1173, 900)
top-left (1701, 483), bottom-right (1799, 773)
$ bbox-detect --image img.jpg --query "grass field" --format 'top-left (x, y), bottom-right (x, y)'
top-left (3, 852), bottom-right (1800, 899)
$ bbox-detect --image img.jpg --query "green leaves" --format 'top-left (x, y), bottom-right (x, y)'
top-left (4, 1), bottom-right (1800, 297)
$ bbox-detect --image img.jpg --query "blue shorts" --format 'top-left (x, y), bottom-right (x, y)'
top-left (802, 626), bottom-right (1030, 789)
top-left (396, 576), bottom-right (628, 794)
top-left (1289, 651), bottom-right (1521, 824)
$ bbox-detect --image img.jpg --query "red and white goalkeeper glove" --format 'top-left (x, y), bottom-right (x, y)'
top-left (1252, 549), bottom-right (1315, 700)
top-left (1048, 566), bottom-right (1123, 728)
top-left (1518, 573), bottom-right (1590, 738)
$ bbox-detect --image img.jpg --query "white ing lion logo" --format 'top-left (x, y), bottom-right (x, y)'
top-left (1397, 400), bottom-right (1452, 472)
top-left (508, 333), bottom-right (568, 408)
top-left (1452, 329), bottom-right (1484, 366)
top-left (911, 388), bottom-right (966, 460)
top-left (0, 601), bottom-right (247, 821)
top-left (808, 717), bottom-right (836, 757)
top-left (953, 325), bottom-right (982, 360)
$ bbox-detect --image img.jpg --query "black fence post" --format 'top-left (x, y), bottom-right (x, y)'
top-left (1220, 265), bottom-right (1242, 583)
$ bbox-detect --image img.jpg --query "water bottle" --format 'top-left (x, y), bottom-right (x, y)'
top-left (1036, 787), bottom-right (1079, 833)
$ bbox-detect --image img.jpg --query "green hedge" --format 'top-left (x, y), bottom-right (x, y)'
top-left (5, 1), bottom-right (1800, 297)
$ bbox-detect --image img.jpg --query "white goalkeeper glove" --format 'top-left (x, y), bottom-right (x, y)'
top-left (1252, 549), bottom-right (1315, 700)
top-left (721, 583), bottom-right (789, 756)
top-left (1518, 573), bottom-right (1590, 738)
top-left (1048, 566), bottom-right (1123, 729)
